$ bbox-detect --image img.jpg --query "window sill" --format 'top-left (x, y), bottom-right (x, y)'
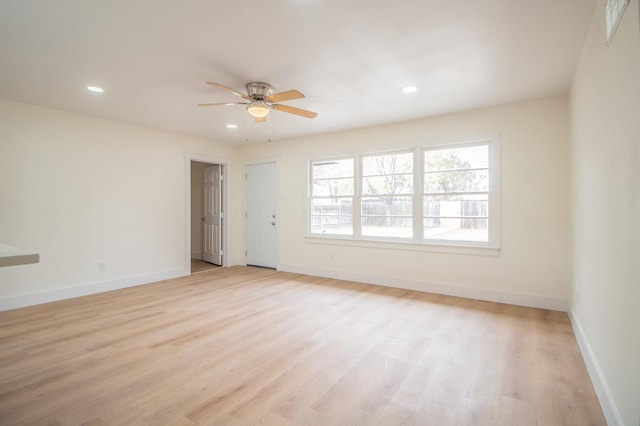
top-left (304, 235), bottom-right (500, 257)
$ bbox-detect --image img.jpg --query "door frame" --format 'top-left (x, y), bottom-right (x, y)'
top-left (244, 159), bottom-right (280, 269)
top-left (184, 153), bottom-right (231, 269)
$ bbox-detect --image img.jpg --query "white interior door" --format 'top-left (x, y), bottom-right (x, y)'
top-left (203, 164), bottom-right (222, 265)
top-left (246, 162), bottom-right (277, 268)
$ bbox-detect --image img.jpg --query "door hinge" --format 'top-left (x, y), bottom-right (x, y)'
top-left (220, 212), bottom-right (224, 218)
top-left (245, 250), bottom-right (247, 256)
top-left (220, 250), bottom-right (224, 255)
top-left (245, 173), bottom-right (247, 179)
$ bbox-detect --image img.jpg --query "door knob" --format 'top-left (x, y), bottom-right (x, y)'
top-left (271, 222), bottom-right (276, 226)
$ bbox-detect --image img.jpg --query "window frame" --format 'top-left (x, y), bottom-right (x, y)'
top-left (308, 156), bottom-right (356, 237)
top-left (359, 149), bottom-right (416, 242)
top-left (422, 140), bottom-right (499, 249)
top-left (307, 135), bottom-right (501, 256)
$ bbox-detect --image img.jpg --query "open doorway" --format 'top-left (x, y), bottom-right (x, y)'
top-left (190, 160), bottom-right (225, 274)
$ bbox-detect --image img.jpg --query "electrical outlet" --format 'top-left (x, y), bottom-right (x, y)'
top-left (98, 262), bottom-right (105, 272)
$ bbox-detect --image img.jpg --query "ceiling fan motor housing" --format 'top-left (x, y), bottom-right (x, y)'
top-left (245, 82), bottom-right (274, 100)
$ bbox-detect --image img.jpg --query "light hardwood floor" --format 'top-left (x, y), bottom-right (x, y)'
top-left (0, 266), bottom-right (605, 425)
top-left (191, 258), bottom-right (220, 274)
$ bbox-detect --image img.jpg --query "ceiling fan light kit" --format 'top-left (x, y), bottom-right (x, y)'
top-left (199, 81), bottom-right (317, 122)
top-left (246, 100), bottom-right (270, 118)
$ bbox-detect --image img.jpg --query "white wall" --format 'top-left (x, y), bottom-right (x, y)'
top-left (239, 96), bottom-right (571, 310)
top-left (570, 1), bottom-right (640, 424)
top-left (0, 99), bottom-right (237, 308)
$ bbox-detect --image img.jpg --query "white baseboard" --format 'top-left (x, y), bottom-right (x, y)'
top-left (569, 311), bottom-right (622, 426)
top-left (0, 267), bottom-right (189, 312)
top-left (191, 251), bottom-right (203, 260)
top-left (2, 260), bottom-right (567, 314)
top-left (278, 263), bottom-right (568, 312)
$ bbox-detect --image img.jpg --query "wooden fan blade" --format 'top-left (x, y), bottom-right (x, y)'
top-left (205, 82), bottom-right (250, 100)
top-left (254, 116), bottom-right (268, 123)
top-left (272, 103), bottom-right (318, 119)
top-left (198, 102), bottom-right (249, 107)
top-left (267, 89), bottom-right (304, 103)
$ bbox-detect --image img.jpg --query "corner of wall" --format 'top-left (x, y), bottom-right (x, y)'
top-left (568, 311), bottom-right (624, 425)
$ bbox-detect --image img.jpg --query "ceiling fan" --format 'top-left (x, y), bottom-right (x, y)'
top-left (199, 82), bottom-right (318, 122)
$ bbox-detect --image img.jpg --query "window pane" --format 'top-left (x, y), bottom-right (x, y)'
top-left (361, 196), bottom-right (412, 238)
top-left (362, 152), bottom-right (413, 176)
top-left (313, 177), bottom-right (354, 196)
top-left (424, 145), bottom-right (488, 172)
top-left (424, 194), bottom-right (488, 242)
top-left (312, 158), bottom-right (354, 196)
top-left (424, 169), bottom-right (488, 193)
top-left (363, 174), bottom-right (413, 195)
top-left (313, 159), bottom-right (353, 179)
top-left (310, 198), bottom-right (353, 235)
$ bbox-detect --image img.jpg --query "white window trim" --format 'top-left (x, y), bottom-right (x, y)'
top-left (304, 235), bottom-right (500, 257)
top-left (307, 134), bottom-right (501, 256)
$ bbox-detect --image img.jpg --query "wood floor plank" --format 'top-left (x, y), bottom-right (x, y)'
top-left (0, 266), bottom-right (605, 425)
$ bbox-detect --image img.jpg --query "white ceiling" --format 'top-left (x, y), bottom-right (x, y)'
top-left (0, 0), bottom-right (597, 145)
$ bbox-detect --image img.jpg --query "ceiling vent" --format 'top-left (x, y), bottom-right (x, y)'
top-left (605, 0), bottom-right (629, 45)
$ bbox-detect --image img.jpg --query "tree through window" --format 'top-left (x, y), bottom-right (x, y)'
top-left (309, 137), bottom-right (499, 250)
top-left (361, 151), bottom-right (413, 238)
top-left (424, 144), bottom-right (489, 242)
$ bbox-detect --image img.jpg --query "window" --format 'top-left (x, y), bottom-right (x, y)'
top-left (308, 137), bottom-right (500, 252)
top-left (310, 158), bottom-right (354, 235)
top-left (361, 151), bottom-right (413, 238)
top-left (423, 144), bottom-right (489, 243)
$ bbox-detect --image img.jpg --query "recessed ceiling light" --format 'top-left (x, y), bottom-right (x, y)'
top-left (402, 86), bottom-right (417, 93)
top-left (87, 86), bottom-right (104, 93)
top-left (226, 124), bottom-right (238, 129)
